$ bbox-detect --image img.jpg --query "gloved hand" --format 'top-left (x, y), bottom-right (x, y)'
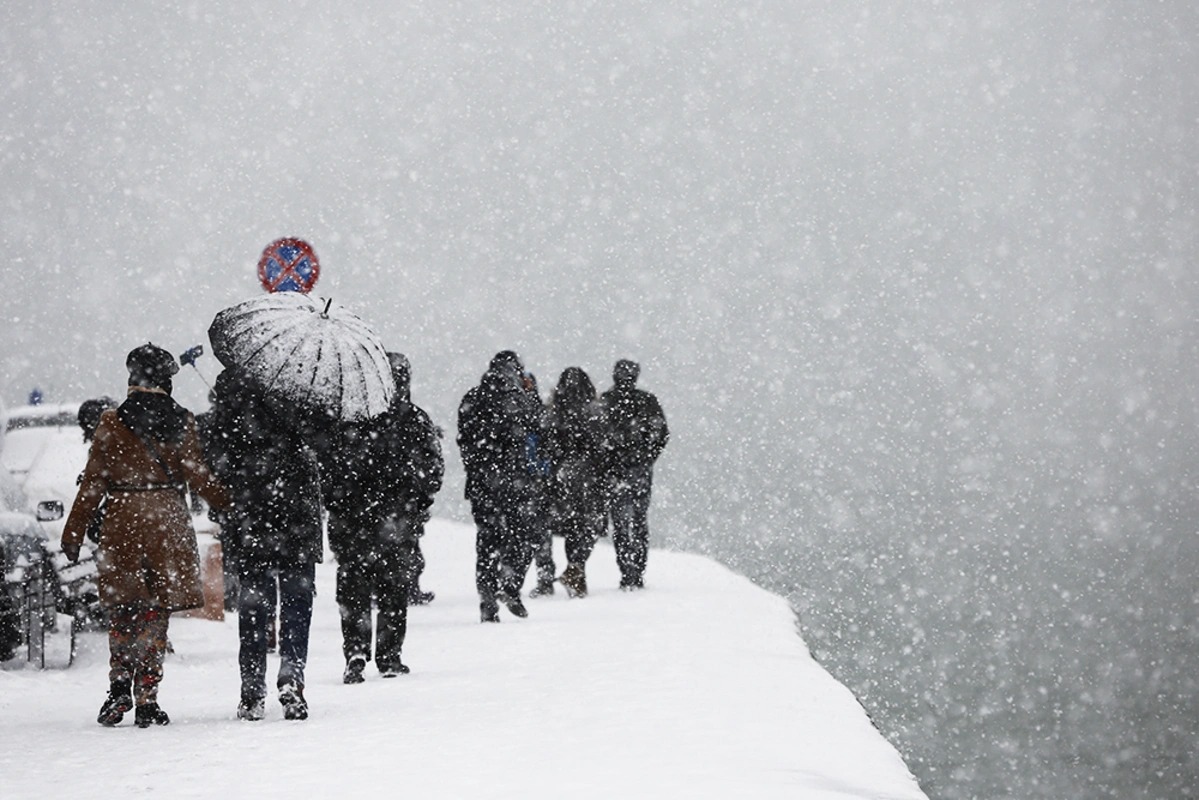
top-left (62, 540), bottom-right (81, 563)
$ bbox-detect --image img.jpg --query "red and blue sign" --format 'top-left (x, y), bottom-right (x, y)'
top-left (258, 238), bottom-right (320, 293)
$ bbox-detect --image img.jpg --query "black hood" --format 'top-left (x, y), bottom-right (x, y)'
top-left (117, 390), bottom-right (189, 444)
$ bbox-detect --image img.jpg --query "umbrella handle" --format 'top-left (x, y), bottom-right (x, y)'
top-left (322, 298), bottom-right (333, 318)
top-left (188, 364), bottom-right (213, 391)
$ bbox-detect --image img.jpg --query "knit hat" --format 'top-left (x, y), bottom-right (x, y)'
top-left (126, 343), bottom-right (179, 392)
top-left (613, 359), bottom-right (640, 387)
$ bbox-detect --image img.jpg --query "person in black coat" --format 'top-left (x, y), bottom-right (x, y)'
top-left (545, 367), bottom-right (609, 598)
top-left (521, 372), bottom-right (555, 598)
top-left (457, 351), bottom-right (541, 622)
top-left (326, 352), bottom-right (443, 683)
top-left (202, 368), bottom-right (323, 721)
top-left (601, 359), bottom-right (669, 590)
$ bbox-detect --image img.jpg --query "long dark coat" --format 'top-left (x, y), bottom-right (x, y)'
top-left (61, 392), bottom-right (228, 611)
top-left (545, 369), bottom-right (609, 520)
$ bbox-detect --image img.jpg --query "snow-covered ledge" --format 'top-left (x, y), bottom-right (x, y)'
top-left (3, 518), bottom-right (926, 800)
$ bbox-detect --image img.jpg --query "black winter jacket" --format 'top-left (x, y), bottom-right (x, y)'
top-left (458, 368), bottom-right (541, 502)
top-left (200, 370), bottom-right (324, 569)
top-left (600, 385), bottom-right (669, 470)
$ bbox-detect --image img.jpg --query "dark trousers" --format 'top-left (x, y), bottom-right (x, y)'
top-left (337, 539), bottom-right (416, 671)
top-left (471, 492), bottom-right (538, 603)
top-left (238, 561), bottom-right (315, 700)
top-left (529, 488), bottom-right (555, 586)
top-left (609, 465), bottom-right (654, 585)
top-left (555, 497), bottom-right (605, 567)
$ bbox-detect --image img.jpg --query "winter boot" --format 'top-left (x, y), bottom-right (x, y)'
top-left (134, 703), bottom-right (170, 728)
top-left (279, 683), bottom-right (308, 721)
top-left (379, 660), bottom-right (410, 678)
top-left (409, 587), bottom-right (435, 606)
top-left (529, 580), bottom-right (555, 598)
top-left (237, 695), bottom-right (265, 721)
top-left (97, 680), bottom-right (133, 726)
top-left (480, 601), bottom-right (501, 623)
top-left (559, 564), bottom-right (588, 598)
top-left (343, 655), bottom-right (367, 685)
top-left (619, 576), bottom-right (645, 591)
top-left (496, 590), bottom-right (529, 618)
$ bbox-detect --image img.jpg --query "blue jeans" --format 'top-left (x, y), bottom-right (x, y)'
top-left (238, 561), bottom-right (315, 700)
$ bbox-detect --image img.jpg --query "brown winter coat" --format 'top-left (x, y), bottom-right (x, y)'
top-left (61, 404), bottom-right (228, 611)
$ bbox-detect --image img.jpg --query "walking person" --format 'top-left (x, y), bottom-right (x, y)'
top-left (61, 343), bottom-right (228, 728)
top-left (386, 353), bottom-right (444, 608)
top-left (545, 367), bottom-right (609, 598)
top-left (522, 372), bottom-right (556, 598)
top-left (457, 351), bottom-right (542, 622)
top-left (327, 352), bottom-right (443, 683)
top-left (202, 368), bottom-right (323, 721)
top-left (601, 359), bottom-right (669, 590)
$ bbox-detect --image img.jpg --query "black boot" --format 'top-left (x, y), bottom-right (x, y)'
top-left (480, 601), bottom-right (500, 623)
top-left (378, 660), bottom-right (410, 678)
top-left (135, 703), bottom-right (170, 728)
top-left (559, 564), bottom-right (588, 598)
top-left (279, 683), bottom-right (308, 721)
top-left (409, 587), bottom-right (435, 606)
top-left (529, 580), bottom-right (555, 598)
top-left (343, 655), bottom-right (367, 685)
top-left (237, 694), bottom-right (265, 721)
top-left (496, 590), bottom-right (529, 618)
top-left (97, 680), bottom-right (133, 726)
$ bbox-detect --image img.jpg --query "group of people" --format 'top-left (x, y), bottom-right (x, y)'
top-left (58, 343), bottom-right (666, 727)
top-left (458, 352), bottom-right (669, 621)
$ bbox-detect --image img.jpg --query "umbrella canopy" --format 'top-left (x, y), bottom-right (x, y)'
top-left (209, 293), bottom-right (395, 423)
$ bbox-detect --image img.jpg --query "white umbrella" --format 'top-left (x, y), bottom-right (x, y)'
top-left (208, 293), bottom-right (395, 423)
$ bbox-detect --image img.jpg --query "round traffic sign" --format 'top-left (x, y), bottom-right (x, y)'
top-left (258, 238), bottom-right (320, 293)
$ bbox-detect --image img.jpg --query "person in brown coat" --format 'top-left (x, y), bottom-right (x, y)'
top-left (61, 343), bottom-right (227, 728)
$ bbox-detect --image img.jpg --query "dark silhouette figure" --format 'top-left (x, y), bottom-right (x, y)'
top-left (457, 351), bottom-right (541, 621)
top-left (545, 367), bottom-right (609, 598)
top-left (325, 353), bottom-right (443, 683)
top-left (202, 368), bottom-right (322, 721)
top-left (601, 360), bottom-right (669, 590)
top-left (521, 372), bottom-right (555, 598)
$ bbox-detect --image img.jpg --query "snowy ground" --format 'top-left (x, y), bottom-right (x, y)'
top-left (1, 519), bottom-right (926, 800)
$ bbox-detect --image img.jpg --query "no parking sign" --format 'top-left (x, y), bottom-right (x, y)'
top-left (258, 238), bottom-right (320, 293)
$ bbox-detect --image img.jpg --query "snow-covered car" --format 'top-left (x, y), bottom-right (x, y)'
top-left (2, 402), bottom-right (91, 544)
top-left (1, 403), bottom-right (105, 646)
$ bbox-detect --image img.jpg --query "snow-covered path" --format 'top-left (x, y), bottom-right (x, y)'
top-left (1, 519), bottom-right (925, 800)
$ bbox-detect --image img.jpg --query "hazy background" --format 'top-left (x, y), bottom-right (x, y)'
top-left (3, 2), bottom-right (1197, 797)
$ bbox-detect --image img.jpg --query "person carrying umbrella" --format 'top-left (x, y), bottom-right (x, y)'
top-left (61, 344), bottom-right (229, 728)
top-left (205, 292), bottom-right (396, 718)
top-left (202, 368), bottom-right (323, 721)
top-left (457, 351), bottom-right (542, 622)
